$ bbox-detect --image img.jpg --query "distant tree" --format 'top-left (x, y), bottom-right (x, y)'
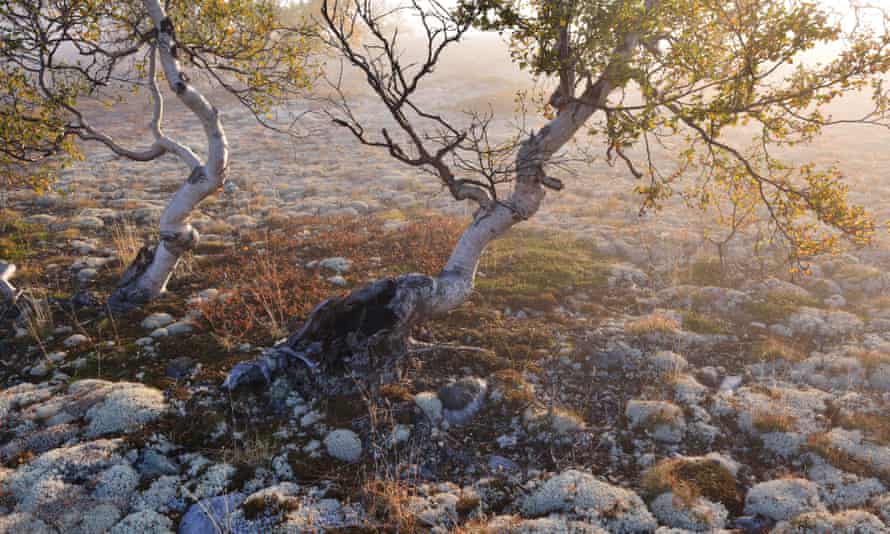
top-left (0, 0), bottom-right (315, 311)
top-left (226, 0), bottom-right (890, 391)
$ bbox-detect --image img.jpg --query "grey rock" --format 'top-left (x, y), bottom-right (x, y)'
top-left (439, 377), bottom-right (488, 426)
top-left (179, 493), bottom-right (244, 534)
top-left (165, 357), bottom-right (197, 380)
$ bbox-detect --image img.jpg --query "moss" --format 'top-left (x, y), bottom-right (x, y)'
top-left (455, 494), bottom-right (481, 518)
top-left (745, 290), bottom-right (820, 324)
top-left (838, 413), bottom-right (890, 445)
top-left (475, 229), bottom-right (610, 311)
top-left (853, 349), bottom-right (890, 375)
top-left (491, 369), bottom-right (535, 408)
top-left (641, 457), bottom-right (742, 514)
top-left (681, 311), bottom-right (729, 335)
top-left (751, 411), bottom-right (797, 433)
top-left (0, 213), bottom-right (47, 263)
top-left (676, 258), bottom-right (725, 287)
top-left (752, 337), bottom-right (806, 363)
top-left (806, 433), bottom-right (876, 480)
top-left (242, 491), bottom-right (300, 520)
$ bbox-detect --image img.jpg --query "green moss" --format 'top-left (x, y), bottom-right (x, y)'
top-left (745, 290), bottom-right (819, 324)
top-left (681, 311), bottom-right (729, 335)
top-left (476, 230), bottom-right (609, 311)
top-left (0, 215), bottom-right (47, 263)
top-left (676, 258), bottom-right (725, 287)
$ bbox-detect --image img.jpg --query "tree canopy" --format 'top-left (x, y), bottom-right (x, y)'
top-left (0, 0), bottom-right (316, 192)
top-left (469, 0), bottom-right (890, 262)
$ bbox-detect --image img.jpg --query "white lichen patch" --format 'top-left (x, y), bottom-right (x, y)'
top-left (323, 429), bottom-right (363, 463)
top-left (649, 492), bottom-right (728, 532)
top-left (521, 469), bottom-right (657, 533)
top-left (772, 509), bottom-right (887, 534)
top-left (83, 382), bottom-right (168, 437)
top-left (744, 478), bottom-right (824, 521)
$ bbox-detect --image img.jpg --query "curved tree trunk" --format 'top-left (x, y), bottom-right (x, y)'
top-left (223, 14), bottom-right (648, 393)
top-left (224, 90), bottom-right (610, 394)
top-left (0, 262), bottom-right (18, 304)
top-left (108, 0), bottom-right (229, 313)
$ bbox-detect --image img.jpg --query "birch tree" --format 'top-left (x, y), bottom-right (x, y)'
top-left (0, 0), bottom-right (314, 311)
top-left (225, 0), bottom-right (890, 392)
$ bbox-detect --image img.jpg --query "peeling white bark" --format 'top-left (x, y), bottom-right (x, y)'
top-left (110, 0), bottom-right (229, 312)
top-left (0, 262), bottom-right (17, 303)
top-left (428, 30), bottom-right (645, 318)
top-left (224, 10), bottom-right (650, 390)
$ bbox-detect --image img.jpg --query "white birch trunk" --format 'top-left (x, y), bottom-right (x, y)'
top-left (0, 262), bottom-right (17, 303)
top-left (223, 15), bottom-right (648, 391)
top-left (109, 0), bottom-right (230, 312)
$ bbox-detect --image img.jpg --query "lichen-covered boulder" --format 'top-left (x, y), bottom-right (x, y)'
top-left (744, 478), bottom-right (823, 521)
top-left (772, 509), bottom-right (887, 533)
top-left (323, 429), bottom-right (363, 463)
top-left (649, 492), bottom-right (728, 531)
top-left (83, 382), bottom-right (168, 437)
top-left (521, 470), bottom-right (657, 533)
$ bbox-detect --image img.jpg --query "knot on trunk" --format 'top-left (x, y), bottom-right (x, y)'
top-left (160, 227), bottom-right (199, 256)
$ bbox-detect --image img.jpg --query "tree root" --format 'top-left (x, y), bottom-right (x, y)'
top-left (223, 274), bottom-right (440, 397)
top-left (108, 245), bottom-right (157, 314)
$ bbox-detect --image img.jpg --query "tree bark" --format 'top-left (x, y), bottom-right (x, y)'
top-left (0, 262), bottom-right (17, 304)
top-left (223, 4), bottom-right (650, 393)
top-left (223, 88), bottom-right (608, 393)
top-left (108, 0), bottom-right (230, 313)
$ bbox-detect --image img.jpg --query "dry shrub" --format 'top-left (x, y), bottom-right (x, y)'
top-left (641, 457), bottom-right (742, 513)
top-left (838, 412), bottom-right (890, 445)
top-left (853, 349), bottom-right (890, 375)
top-left (751, 411), bottom-right (797, 434)
top-left (111, 222), bottom-right (140, 272)
top-left (625, 314), bottom-right (679, 336)
top-left (199, 215), bottom-right (463, 346)
top-left (363, 479), bottom-right (419, 532)
top-left (752, 337), bottom-right (806, 363)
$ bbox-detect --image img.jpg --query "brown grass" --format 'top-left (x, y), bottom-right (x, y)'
top-left (752, 337), bottom-right (807, 363)
top-left (751, 411), bottom-right (797, 434)
top-left (199, 214), bottom-right (463, 346)
top-left (363, 479), bottom-right (420, 532)
top-left (853, 349), bottom-right (890, 375)
top-left (838, 413), bottom-right (890, 445)
top-left (640, 457), bottom-right (742, 513)
top-left (806, 432), bottom-right (883, 480)
top-left (625, 314), bottom-right (680, 336)
top-left (111, 222), bottom-right (140, 273)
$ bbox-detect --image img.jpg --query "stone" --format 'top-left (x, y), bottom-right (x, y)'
top-left (438, 377), bottom-right (488, 426)
top-left (141, 313), bottom-right (175, 330)
top-left (415, 391), bottom-right (443, 424)
top-left (744, 478), bottom-right (823, 521)
top-left (165, 357), bottom-right (197, 380)
top-left (324, 429), bottom-right (362, 463)
top-left (521, 470), bottom-right (657, 532)
top-left (63, 334), bottom-right (89, 347)
top-left (649, 492), bottom-right (728, 531)
top-left (165, 321), bottom-right (195, 336)
top-left (318, 256), bottom-right (353, 273)
top-left (649, 350), bottom-right (688, 374)
top-left (625, 400), bottom-right (686, 443)
top-left (83, 382), bottom-right (168, 437)
top-left (179, 493), bottom-right (244, 534)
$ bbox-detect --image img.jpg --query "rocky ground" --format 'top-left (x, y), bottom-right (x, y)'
top-left (2, 44), bottom-right (890, 533)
